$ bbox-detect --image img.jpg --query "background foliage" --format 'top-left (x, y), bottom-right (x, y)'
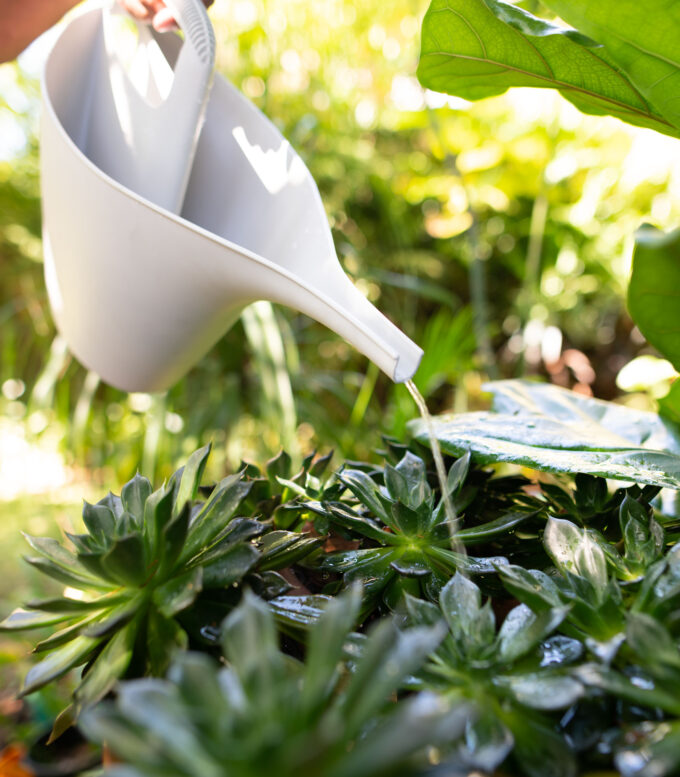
top-left (1, 0), bottom-right (679, 487)
top-left (0, 0), bottom-right (679, 764)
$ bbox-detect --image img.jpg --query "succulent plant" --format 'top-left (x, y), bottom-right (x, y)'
top-left (81, 588), bottom-right (470, 777)
top-left (0, 445), bottom-right (322, 735)
top-left (238, 448), bottom-right (338, 528)
top-left (305, 450), bottom-right (536, 609)
top-left (405, 573), bottom-right (581, 777)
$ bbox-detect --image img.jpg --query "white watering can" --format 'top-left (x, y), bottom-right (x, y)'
top-left (40, 0), bottom-right (423, 393)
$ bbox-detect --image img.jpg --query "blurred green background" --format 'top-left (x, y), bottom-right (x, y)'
top-left (1, 0), bottom-right (679, 736)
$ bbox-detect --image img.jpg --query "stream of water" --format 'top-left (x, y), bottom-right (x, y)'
top-left (405, 379), bottom-right (467, 559)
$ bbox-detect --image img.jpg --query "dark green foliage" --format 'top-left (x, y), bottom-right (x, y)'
top-left (4, 379), bottom-right (680, 775)
top-left (406, 573), bottom-right (579, 777)
top-left (304, 448), bottom-right (539, 612)
top-left (418, 0), bottom-right (680, 138)
top-left (80, 589), bottom-right (470, 777)
top-left (0, 445), bottom-right (322, 733)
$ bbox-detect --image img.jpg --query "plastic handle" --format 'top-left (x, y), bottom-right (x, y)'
top-left (98, 0), bottom-right (216, 211)
top-left (161, 0), bottom-right (216, 67)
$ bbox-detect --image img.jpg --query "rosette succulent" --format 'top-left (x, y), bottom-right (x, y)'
top-left (0, 445), bottom-right (321, 734)
top-left (81, 588), bottom-right (469, 777)
top-left (306, 450), bottom-right (536, 609)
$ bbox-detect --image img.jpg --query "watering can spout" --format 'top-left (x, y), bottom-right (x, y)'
top-left (276, 268), bottom-right (423, 383)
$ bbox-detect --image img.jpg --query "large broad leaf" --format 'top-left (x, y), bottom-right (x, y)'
top-left (660, 380), bottom-right (680, 428)
top-left (541, 0), bottom-right (680, 132)
top-left (410, 380), bottom-right (680, 489)
top-left (628, 225), bottom-right (680, 372)
top-left (417, 0), bottom-right (679, 138)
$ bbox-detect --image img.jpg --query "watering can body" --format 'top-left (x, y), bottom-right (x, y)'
top-left (41, 1), bottom-right (423, 392)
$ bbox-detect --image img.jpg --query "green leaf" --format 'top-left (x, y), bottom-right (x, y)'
top-left (323, 503), bottom-right (395, 543)
top-left (659, 380), bottom-right (680, 427)
top-left (460, 705), bottom-right (514, 774)
top-left (75, 620), bottom-right (136, 708)
top-left (258, 530), bottom-right (324, 571)
top-left (144, 484), bottom-right (175, 556)
top-left (24, 534), bottom-right (78, 568)
top-left (168, 652), bottom-right (225, 717)
top-left (153, 567), bottom-right (203, 618)
top-left (146, 609), bottom-right (188, 677)
top-left (82, 502), bottom-right (115, 543)
top-left (340, 619), bottom-right (445, 738)
top-left (390, 553), bottom-right (432, 578)
top-left (182, 474), bottom-right (252, 560)
top-left (497, 564), bottom-right (563, 612)
top-left (26, 595), bottom-right (119, 613)
top-left (446, 451), bottom-right (471, 496)
top-left (541, 0), bottom-right (680, 131)
top-left (84, 597), bottom-right (142, 638)
top-left (302, 586), bottom-right (362, 711)
top-left (339, 469), bottom-right (391, 522)
top-left (506, 711), bottom-right (577, 777)
top-left (458, 510), bottom-right (533, 544)
top-left (76, 551), bottom-right (115, 582)
top-left (0, 608), bottom-right (73, 631)
top-left (620, 495), bottom-right (663, 570)
top-left (200, 543), bottom-right (258, 588)
top-left (101, 534), bottom-right (148, 587)
top-left (440, 572), bottom-right (496, 650)
top-left (33, 614), bottom-right (101, 652)
top-left (158, 503), bottom-right (191, 578)
top-left (194, 519), bottom-right (263, 567)
top-left (48, 704), bottom-right (77, 744)
top-left (394, 451), bottom-right (431, 508)
top-left (175, 444), bottom-right (211, 513)
top-left (576, 663), bottom-right (680, 716)
top-left (389, 503), bottom-right (422, 537)
top-left (383, 463), bottom-right (410, 507)
top-left (23, 534), bottom-right (100, 581)
top-left (417, 0), bottom-right (678, 138)
top-left (411, 380), bottom-right (680, 489)
top-left (24, 556), bottom-right (109, 590)
top-left (266, 450), bottom-right (292, 483)
top-left (544, 517), bottom-right (608, 596)
top-left (329, 693), bottom-right (469, 777)
top-left (98, 492), bottom-right (124, 519)
top-left (573, 473), bottom-right (609, 516)
top-left (404, 593), bottom-right (443, 628)
top-left (626, 612), bottom-right (680, 669)
top-left (121, 473), bottom-right (153, 520)
top-left (498, 672), bottom-right (583, 710)
top-left (497, 604), bottom-right (568, 663)
top-left (21, 634), bottom-right (101, 696)
top-left (628, 226), bottom-right (680, 372)
top-left (221, 591), bottom-right (285, 692)
top-left (310, 450), bottom-right (333, 478)
top-left (268, 594), bottom-right (333, 628)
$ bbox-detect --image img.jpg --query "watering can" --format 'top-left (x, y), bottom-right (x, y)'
top-left (40, 0), bottom-right (423, 393)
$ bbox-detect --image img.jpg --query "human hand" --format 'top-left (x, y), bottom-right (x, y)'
top-left (117, 0), bottom-right (214, 33)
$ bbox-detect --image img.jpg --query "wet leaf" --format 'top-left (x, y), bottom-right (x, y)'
top-left (153, 568), bottom-right (203, 618)
top-left (498, 672), bottom-right (583, 710)
top-left (411, 380), bottom-right (680, 489)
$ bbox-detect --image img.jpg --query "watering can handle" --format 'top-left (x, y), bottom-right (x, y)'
top-left (160, 0), bottom-right (216, 68)
top-left (101, 0), bottom-right (216, 212)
